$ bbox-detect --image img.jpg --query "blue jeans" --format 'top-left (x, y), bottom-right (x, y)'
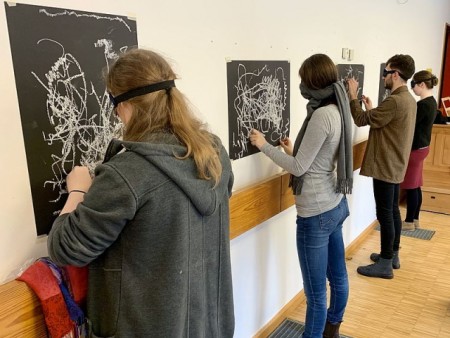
top-left (296, 197), bottom-right (349, 338)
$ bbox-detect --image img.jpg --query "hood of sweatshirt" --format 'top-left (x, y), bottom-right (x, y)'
top-left (103, 133), bottom-right (232, 217)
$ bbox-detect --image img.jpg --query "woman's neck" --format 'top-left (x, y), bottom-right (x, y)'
top-left (420, 89), bottom-right (433, 100)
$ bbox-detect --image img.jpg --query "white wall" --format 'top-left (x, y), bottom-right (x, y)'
top-left (1, 0), bottom-right (449, 337)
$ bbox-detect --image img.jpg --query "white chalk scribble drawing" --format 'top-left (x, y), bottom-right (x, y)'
top-left (381, 89), bottom-right (391, 102)
top-left (229, 62), bottom-right (289, 159)
top-left (39, 8), bottom-right (133, 32)
top-left (337, 64), bottom-right (365, 100)
top-left (5, 2), bottom-right (138, 234)
top-left (25, 8), bottom-right (134, 208)
top-left (31, 38), bottom-right (122, 206)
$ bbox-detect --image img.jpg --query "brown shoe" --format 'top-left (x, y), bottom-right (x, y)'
top-left (402, 221), bottom-right (415, 231)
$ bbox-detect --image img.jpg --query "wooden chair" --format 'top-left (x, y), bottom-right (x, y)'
top-left (442, 97), bottom-right (450, 117)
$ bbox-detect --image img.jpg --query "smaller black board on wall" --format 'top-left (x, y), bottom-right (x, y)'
top-left (226, 60), bottom-right (290, 160)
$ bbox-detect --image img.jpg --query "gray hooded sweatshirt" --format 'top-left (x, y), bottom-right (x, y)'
top-left (48, 133), bottom-right (234, 338)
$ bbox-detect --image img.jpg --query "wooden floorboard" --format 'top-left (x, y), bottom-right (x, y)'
top-left (281, 208), bottom-right (450, 338)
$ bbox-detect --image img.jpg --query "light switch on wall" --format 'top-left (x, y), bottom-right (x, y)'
top-left (342, 48), bottom-right (349, 60)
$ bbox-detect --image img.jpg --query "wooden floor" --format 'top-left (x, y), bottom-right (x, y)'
top-left (284, 208), bottom-right (450, 338)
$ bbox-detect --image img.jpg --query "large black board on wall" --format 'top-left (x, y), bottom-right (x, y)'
top-left (4, 2), bottom-right (138, 235)
top-left (227, 60), bottom-right (290, 160)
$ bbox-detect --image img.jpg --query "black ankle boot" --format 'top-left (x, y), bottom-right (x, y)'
top-left (357, 257), bottom-right (394, 279)
top-left (323, 321), bottom-right (341, 338)
top-left (370, 251), bottom-right (400, 269)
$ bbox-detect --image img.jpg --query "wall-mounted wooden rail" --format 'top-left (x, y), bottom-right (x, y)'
top-left (0, 278), bottom-right (47, 337)
top-left (0, 140), bottom-right (368, 337)
top-left (229, 140), bottom-right (367, 239)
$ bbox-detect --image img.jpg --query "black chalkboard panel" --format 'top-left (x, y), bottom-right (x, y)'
top-left (337, 64), bottom-right (365, 101)
top-left (378, 63), bottom-right (391, 105)
top-left (4, 2), bottom-right (138, 235)
top-left (227, 60), bottom-right (290, 160)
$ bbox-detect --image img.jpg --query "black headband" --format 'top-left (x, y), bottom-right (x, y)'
top-left (109, 80), bottom-right (175, 107)
top-left (397, 72), bottom-right (408, 81)
top-left (411, 76), bottom-right (436, 88)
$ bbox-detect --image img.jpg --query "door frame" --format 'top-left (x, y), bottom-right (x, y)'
top-left (438, 23), bottom-right (450, 109)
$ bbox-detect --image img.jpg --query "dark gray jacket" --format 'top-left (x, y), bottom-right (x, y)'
top-left (48, 133), bottom-right (234, 338)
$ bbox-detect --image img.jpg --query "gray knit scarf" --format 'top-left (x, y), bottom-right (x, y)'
top-left (289, 81), bottom-right (353, 195)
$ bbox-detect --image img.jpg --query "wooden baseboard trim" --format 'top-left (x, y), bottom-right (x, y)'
top-left (345, 219), bottom-right (378, 259)
top-left (253, 219), bottom-right (378, 338)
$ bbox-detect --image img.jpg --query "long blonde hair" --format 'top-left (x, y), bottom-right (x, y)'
top-left (106, 49), bottom-right (222, 186)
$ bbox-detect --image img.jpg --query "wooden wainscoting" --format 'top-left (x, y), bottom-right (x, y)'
top-left (0, 280), bottom-right (47, 337)
top-left (229, 175), bottom-right (282, 239)
top-left (422, 125), bottom-right (450, 214)
top-left (230, 139), bottom-right (368, 239)
top-left (352, 139), bottom-right (367, 171)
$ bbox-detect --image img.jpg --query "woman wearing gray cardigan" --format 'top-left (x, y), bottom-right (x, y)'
top-left (250, 54), bottom-right (353, 338)
top-left (48, 49), bottom-right (234, 338)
